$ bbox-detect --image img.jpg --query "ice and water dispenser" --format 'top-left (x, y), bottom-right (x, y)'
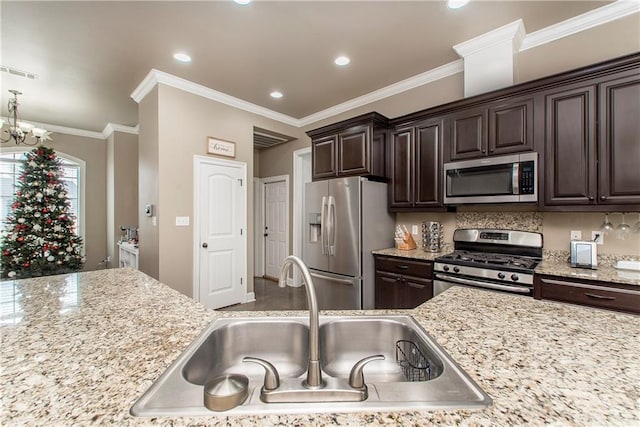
top-left (308, 212), bottom-right (322, 243)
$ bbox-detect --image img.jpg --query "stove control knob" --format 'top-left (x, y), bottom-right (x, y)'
top-left (498, 272), bottom-right (505, 280)
top-left (443, 265), bottom-right (450, 272)
top-left (453, 267), bottom-right (460, 273)
top-left (511, 274), bottom-right (519, 282)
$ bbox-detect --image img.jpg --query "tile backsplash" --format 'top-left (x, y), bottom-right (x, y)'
top-left (396, 211), bottom-right (639, 260)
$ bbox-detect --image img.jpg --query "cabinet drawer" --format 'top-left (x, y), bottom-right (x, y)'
top-left (538, 278), bottom-right (640, 314)
top-left (375, 256), bottom-right (432, 278)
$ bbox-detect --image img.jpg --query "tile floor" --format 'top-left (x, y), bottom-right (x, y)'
top-left (218, 277), bottom-right (308, 311)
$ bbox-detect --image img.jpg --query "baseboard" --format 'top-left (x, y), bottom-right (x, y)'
top-left (245, 292), bottom-right (255, 303)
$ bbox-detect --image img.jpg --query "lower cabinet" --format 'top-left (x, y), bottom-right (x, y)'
top-left (374, 255), bottom-right (433, 309)
top-left (534, 275), bottom-right (640, 314)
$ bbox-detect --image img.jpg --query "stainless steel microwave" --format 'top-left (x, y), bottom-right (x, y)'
top-left (443, 152), bottom-right (538, 204)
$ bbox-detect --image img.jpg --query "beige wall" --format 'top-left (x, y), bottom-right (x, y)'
top-left (140, 84), bottom-right (306, 297)
top-left (396, 211), bottom-right (639, 258)
top-left (138, 87), bottom-right (160, 279)
top-left (106, 131), bottom-right (138, 266)
top-left (29, 134), bottom-right (108, 271)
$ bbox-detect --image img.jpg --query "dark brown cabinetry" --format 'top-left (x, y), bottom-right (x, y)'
top-left (542, 67), bottom-right (640, 210)
top-left (389, 118), bottom-right (443, 210)
top-left (534, 275), bottom-right (640, 314)
top-left (307, 113), bottom-right (388, 181)
top-left (374, 255), bottom-right (433, 309)
top-left (447, 97), bottom-right (534, 161)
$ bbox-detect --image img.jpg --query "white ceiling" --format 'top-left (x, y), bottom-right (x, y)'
top-left (0, 1), bottom-right (626, 133)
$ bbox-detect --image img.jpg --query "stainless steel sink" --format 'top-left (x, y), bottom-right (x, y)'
top-left (131, 315), bottom-right (491, 416)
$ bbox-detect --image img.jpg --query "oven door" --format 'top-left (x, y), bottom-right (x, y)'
top-left (434, 273), bottom-right (533, 296)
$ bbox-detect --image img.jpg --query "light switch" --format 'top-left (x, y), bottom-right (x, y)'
top-left (175, 216), bottom-right (190, 226)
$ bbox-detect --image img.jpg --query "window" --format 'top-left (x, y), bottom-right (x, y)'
top-left (0, 150), bottom-right (83, 238)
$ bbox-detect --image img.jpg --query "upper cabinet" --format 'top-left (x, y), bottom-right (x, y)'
top-left (541, 66), bottom-right (640, 210)
top-left (446, 96), bottom-right (534, 161)
top-left (388, 117), bottom-right (443, 210)
top-left (307, 113), bottom-right (388, 181)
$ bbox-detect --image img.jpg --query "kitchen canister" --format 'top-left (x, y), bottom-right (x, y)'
top-left (421, 221), bottom-right (444, 252)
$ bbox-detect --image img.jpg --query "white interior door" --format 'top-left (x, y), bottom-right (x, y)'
top-left (195, 157), bottom-right (246, 309)
top-left (264, 179), bottom-right (287, 279)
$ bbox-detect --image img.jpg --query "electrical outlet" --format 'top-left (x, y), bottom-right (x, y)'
top-left (570, 230), bottom-right (582, 241)
top-left (592, 231), bottom-right (604, 245)
top-left (411, 225), bottom-right (418, 235)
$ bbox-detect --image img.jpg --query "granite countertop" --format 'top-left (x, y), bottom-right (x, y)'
top-left (371, 247), bottom-right (448, 261)
top-left (535, 258), bottom-right (640, 287)
top-left (373, 247), bottom-right (640, 287)
top-left (1, 268), bottom-right (639, 425)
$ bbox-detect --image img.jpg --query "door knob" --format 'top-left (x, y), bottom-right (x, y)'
top-left (202, 242), bottom-right (208, 248)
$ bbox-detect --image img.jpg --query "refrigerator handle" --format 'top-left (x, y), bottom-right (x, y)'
top-left (328, 196), bottom-right (336, 256)
top-left (321, 196), bottom-right (328, 255)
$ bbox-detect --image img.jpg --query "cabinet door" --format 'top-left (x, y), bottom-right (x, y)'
top-left (338, 125), bottom-right (369, 176)
top-left (312, 135), bottom-right (337, 180)
top-left (375, 272), bottom-right (403, 309)
top-left (488, 97), bottom-right (534, 155)
top-left (402, 277), bottom-right (433, 309)
top-left (414, 119), bottom-right (443, 207)
top-left (448, 107), bottom-right (488, 160)
top-left (598, 73), bottom-right (640, 206)
top-left (543, 85), bottom-right (597, 206)
top-left (388, 128), bottom-right (413, 208)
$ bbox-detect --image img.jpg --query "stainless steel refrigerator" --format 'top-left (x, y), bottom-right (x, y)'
top-left (303, 176), bottom-right (394, 310)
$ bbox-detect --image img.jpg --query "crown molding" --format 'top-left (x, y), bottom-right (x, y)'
top-left (520, 0), bottom-right (640, 52)
top-left (453, 19), bottom-right (526, 58)
top-left (297, 60), bottom-right (464, 127)
top-left (131, 69), bottom-right (300, 127)
top-left (102, 123), bottom-right (139, 139)
top-left (128, 1), bottom-right (636, 130)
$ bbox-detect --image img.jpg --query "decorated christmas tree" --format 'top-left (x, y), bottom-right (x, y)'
top-left (1, 146), bottom-right (84, 279)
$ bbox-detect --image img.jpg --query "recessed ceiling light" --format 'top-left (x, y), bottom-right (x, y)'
top-left (448, 0), bottom-right (470, 9)
top-left (334, 56), bottom-right (350, 66)
top-left (234, 0), bottom-right (251, 5)
top-left (270, 91), bottom-right (283, 99)
top-left (173, 52), bottom-right (192, 63)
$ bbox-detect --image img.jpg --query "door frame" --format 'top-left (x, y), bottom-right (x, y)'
top-left (292, 147), bottom-right (312, 287)
top-left (257, 174), bottom-right (289, 282)
top-left (192, 155), bottom-right (248, 303)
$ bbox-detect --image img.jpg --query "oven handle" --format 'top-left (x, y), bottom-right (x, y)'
top-left (434, 273), bottom-right (532, 294)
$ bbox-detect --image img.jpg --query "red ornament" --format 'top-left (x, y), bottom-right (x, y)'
top-left (42, 208), bottom-right (48, 213)
top-left (36, 150), bottom-right (44, 156)
top-left (53, 245), bottom-right (59, 250)
top-left (46, 219), bottom-right (53, 225)
top-left (17, 237), bottom-right (24, 242)
top-left (49, 154), bottom-right (55, 159)
top-left (23, 262), bottom-right (30, 268)
top-left (3, 250), bottom-right (9, 256)
top-left (48, 172), bottom-right (54, 177)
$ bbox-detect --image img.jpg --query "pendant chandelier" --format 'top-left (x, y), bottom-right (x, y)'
top-left (1, 90), bottom-right (52, 146)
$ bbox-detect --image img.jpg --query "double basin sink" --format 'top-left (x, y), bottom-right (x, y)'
top-left (131, 315), bottom-right (491, 416)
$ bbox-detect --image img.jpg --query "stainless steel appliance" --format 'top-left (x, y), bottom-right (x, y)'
top-left (433, 229), bottom-right (543, 296)
top-left (570, 240), bottom-right (597, 269)
top-left (443, 152), bottom-right (537, 204)
top-left (304, 176), bottom-right (394, 310)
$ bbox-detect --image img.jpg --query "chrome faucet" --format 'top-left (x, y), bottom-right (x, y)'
top-left (278, 255), bottom-right (323, 388)
top-left (243, 255), bottom-right (384, 403)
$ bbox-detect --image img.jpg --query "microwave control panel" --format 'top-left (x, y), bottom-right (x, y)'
top-left (519, 161), bottom-right (535, 194)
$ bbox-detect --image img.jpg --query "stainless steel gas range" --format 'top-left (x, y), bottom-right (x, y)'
top-left (434, 229), bottom-right (543, 296)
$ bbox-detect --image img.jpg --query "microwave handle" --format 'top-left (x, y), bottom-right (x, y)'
top-left (512, 162), bottom-right (519, 195)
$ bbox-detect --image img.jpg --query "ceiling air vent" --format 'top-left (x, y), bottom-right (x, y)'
top-left (0, 65), bottom-right (38, 80)
top-left (253, 127), bottom-right (296, 149)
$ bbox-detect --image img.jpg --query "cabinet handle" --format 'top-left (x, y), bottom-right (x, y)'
top-left (482, 149), bottom-right (486, 153)
top-left (600, 196), bottom-right (607, 201)
top-left (584, 292), bottom-right (615, 300)
top-left (396, 265), bottom-right (409, 270)
top-left (588, 196), bottom-right (594, 201)
top-left (408, 283), bottom-right (425, 289)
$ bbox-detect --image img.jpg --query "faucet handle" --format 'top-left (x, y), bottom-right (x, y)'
top-left (242, 356), bottom-right (280, 391)
top-left (348, 354), bottom-right (385, 389)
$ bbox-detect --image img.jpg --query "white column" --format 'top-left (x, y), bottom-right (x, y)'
top-left (453, 19), bottom-right (526, 97)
